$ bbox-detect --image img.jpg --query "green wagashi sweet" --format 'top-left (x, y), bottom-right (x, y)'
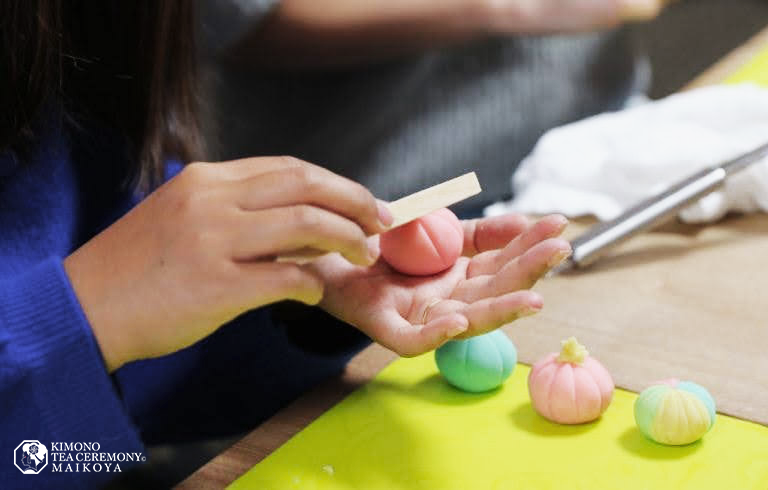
top-left (435, 330), bottom-right (517, 393)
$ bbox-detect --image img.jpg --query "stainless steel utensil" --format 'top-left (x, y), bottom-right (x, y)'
top-left (552, 141), bottom-right (768, 274)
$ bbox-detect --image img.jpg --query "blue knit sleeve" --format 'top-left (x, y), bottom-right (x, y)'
top-left (0, 258), bottom-right (144, 489)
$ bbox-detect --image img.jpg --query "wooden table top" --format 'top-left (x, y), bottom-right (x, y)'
top-left (179, 24), bottom-right (768, 490)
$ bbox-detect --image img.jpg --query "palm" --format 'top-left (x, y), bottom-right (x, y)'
top-left (313, 214), bottom-right (570, 356)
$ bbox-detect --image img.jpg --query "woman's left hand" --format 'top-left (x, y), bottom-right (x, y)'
top-left (311, 213), bottom-right (570, 357)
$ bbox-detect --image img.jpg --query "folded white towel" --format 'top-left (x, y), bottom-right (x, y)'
top-left (485, 84), bottom-right (768, 223)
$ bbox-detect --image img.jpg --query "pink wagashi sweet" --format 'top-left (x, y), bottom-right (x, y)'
top-left (379, 208), bottom-right (463, 276)
top-left (527, 337), bottom-right (614, 424)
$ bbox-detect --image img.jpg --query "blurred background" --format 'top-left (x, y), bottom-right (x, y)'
top-left (638, 0), bottom-right (768, 97)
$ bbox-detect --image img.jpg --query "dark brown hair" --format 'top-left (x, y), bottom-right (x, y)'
top-left (0, 0), bottom-right (200, 187)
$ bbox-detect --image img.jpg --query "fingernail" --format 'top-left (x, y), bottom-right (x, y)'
top-left (367, 242), bottom-right (380, 264)
top-left (446, 322), bottom-right (468, 338)
top-left (377, 200), bottom-right (394, 228)
top-left (547, 248), bottom-right (572, 268)
top-left (517, 306), bottom-right (541, 319)
top-left (552, 214), bottom-right (569, 228)
top-left (621, 0), bottom-right (662, 20)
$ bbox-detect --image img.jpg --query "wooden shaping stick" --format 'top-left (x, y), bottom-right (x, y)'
top-left (279, 172), bottom-right (482, 264)
top-left (387, 172), bottom-right (481, 227)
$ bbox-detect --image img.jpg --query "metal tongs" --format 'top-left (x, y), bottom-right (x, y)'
top-left (552, 141), bottom-right (768, 274)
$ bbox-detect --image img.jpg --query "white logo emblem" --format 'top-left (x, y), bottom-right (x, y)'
top-left (14, 440), bottom-right (48, 474)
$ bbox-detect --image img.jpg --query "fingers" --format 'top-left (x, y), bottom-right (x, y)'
top-left (233, 261), bottom-right (325, 306)
top-left (453, 238), bottom-right (571, 303)
top-left (371, 289), bottom-right (543, 357)
top-left (461, 214), bottom-right (530, 257)
top-left (190, 156), bottom-right (391, 236)
top-left (419, 292), bottom-right (542, 338)
top-left (453, 291), bottom-right (542, 339)
top-left (234, 161), bottom-right (391, 235)
top-left (214, 155), bottom-right (307, 180)
top-left (620, 0), bottom-right (665, 21)
top-left (182, 157), bottom-right (392, 265)
top-left (487, 0), bottom-right (616, 32)
top-left (370, 309), bottom-right (469, 358)
top-left (374, 290), bottom-right (542, 357)
top-left (488, 0), bottom-right (663, 34)
top-left (182, 157), bottom-right (304, 187)
top-left (467, 214), bottom-right (567, 278)
top-left (232, 205), bottom-right (377, 266)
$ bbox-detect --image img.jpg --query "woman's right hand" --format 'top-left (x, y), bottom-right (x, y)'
top-left (64, 157), bottom-right (393, 372)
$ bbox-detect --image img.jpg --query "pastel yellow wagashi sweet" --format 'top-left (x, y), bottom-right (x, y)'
top-left (634, 379), bottom-right (716, 445)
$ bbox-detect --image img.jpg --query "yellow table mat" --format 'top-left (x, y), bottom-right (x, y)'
top-left (231, 355), bottom-right (768, 489)
top-left (726, 46), bottom-right (768, 86)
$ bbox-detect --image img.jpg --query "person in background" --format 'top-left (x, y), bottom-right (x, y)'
top-left (1, 2), bottom-right (569, 488)
top-left (198, 0), bottom-right (664, 215)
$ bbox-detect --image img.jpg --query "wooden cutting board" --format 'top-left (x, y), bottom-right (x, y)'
top-left (508, 214), bottom-right (768, 426)
top-left (504, 46), bottom-right (768, 426)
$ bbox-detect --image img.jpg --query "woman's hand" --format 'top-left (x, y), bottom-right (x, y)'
top-left (481, 0), bottom-right (664, 34)
top-left (312, 213), bottom-right (570, 357)
top-left (64, 157), bottom-right (393, 372)
top-left (233, 0), bottom-right (665, 68)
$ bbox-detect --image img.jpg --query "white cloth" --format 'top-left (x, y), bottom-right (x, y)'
top-left (485, 84), bottom-right (768, 223)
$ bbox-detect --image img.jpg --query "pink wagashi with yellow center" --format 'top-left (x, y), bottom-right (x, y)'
top-left (527, 337), bottom-right (614, 424)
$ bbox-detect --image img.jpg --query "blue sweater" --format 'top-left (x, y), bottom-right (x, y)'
top-left (0, 125), bottom-right (367, 488)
